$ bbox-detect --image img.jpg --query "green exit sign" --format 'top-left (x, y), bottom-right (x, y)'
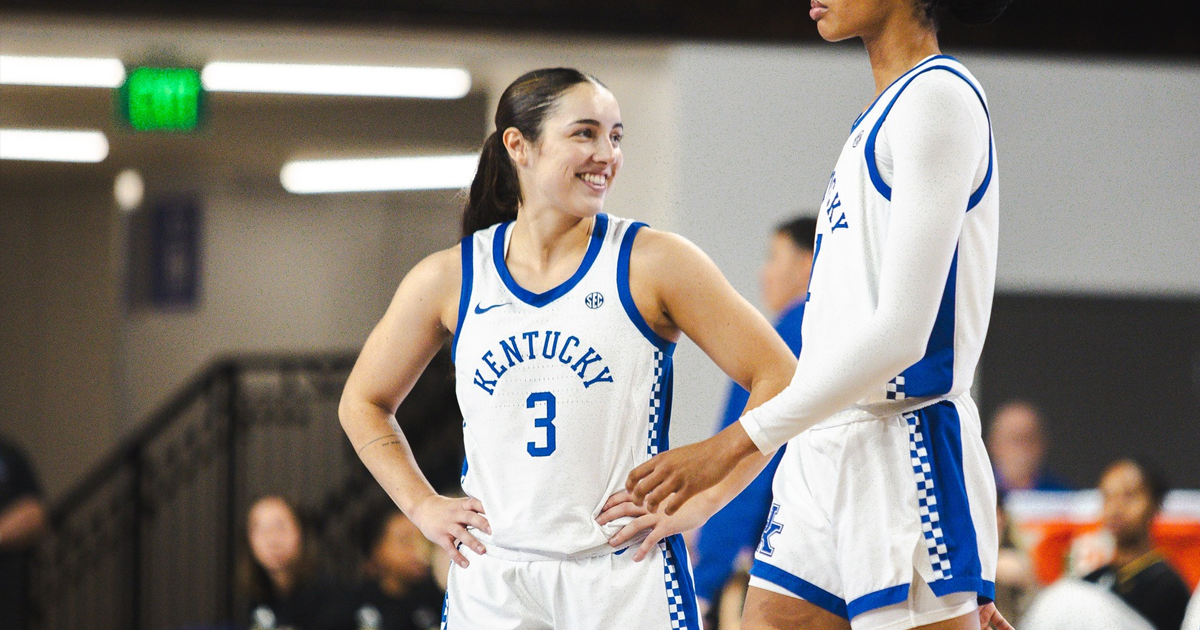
top-left (118, 67), bottom-right (204, 132)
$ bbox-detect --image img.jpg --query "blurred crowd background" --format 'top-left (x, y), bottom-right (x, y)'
top-left (1, 1), bottom-right (1197, 629)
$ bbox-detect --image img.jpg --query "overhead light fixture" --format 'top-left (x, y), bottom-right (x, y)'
top-left (0, 55), bottom-right (126, 88)
top-left (0, 129), bottom-right (109, 163)
top-left (280, 154), bottom-right (478, 194)
top-left (201, 62), bottom-right (471, 98)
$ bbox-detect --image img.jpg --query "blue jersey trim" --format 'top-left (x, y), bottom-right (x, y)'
top-left (617, 222), bottom-right (676, 353)
top-left (850, 54), bottom-right (957, 133)
top-left (899, 248), bottom-right (957, 398)
top-left (665, 534), bottom-right (702, 630)
top-left (927, 576), bottom-right (997, 602)
top-left (750, 560), bottom-right (849, 619)
top-left (922, 401), bottom-right (986, 598)
top-left (864, 64), bottom-right (993, 212)
top-left (451, 235), bottom-right (474, 363)
top-left (492, 213), bottom-right (609, 308)
top-left (846, 584), bottom-right (911, 619)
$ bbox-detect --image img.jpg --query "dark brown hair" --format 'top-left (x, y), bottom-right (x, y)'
top-left (234, 496), bottom-right (319, 605)
top-left (462, 68), bottom-right (605, 237)
top-left (920, 0), bottom-right (1011, 28)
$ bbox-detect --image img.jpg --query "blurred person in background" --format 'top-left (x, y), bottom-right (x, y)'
top-left (0, 435), bottom-right (47, 630)
top-left (1082, 458), bottom-right (1189, 630)
top-left (349, 508), bottom-right (444, 630)
top-left (238, 495), bottom-right (351, 630)
top-left (986, 400), bottom-right (1070, 494)
top-left (692, 215), bottom-right (816, 628)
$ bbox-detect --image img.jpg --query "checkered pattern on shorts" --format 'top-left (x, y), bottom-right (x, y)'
top-left (886, 375), bottom-right (906, 400)
top-left (660, 542), bottom-right (688, 630)
top-left (906, 411), bottom-right (953, 582)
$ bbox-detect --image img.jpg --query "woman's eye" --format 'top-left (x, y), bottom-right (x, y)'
top-left (611, 135), bottom-right (623, 146)
top-left (575, 129), bottom-right (594, 138)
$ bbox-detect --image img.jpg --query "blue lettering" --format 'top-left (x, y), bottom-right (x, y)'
top-left (831, 213), bottom-right (849, 231)
top-left (558, 336), bottom-right (580, 364)
top-left (522, 331), bottom-right (540, 360)
top-left (570, 347), bottom-right (604, 379)
top-left (759, 503), bottom-right (784, 556)
top-left (541, 331), bottom-right (561, 359)
top-left (824, 191), bottom-right (841, 222)
top-left (582, 366), bottom-right (613, 389)
top-left (472, 370), bottom-right (497, 395)
top-left (500, 336), bottom-right (524, 367)
top-left (482, 350), bottom-right (506, 379)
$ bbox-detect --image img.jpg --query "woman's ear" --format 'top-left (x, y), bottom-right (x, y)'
top-left (502, 127), bottom-right (529, 167)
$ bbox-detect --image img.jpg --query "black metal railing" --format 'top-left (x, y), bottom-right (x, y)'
top-left (31, 348), bottom-right (462, 630)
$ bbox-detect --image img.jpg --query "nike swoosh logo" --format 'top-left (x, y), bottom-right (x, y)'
top-left (474, 302), bottom-right (511, 314)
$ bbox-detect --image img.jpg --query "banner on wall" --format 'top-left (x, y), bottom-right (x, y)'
top-left (149, 195), bottom-right (201, 308)
top-left (127, 194), bottom-right (202, 310)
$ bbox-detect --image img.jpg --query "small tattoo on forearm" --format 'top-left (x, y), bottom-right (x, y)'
top-left (357, 434), bottom-right (401, 454)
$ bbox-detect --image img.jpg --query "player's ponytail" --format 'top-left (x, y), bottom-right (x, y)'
top-left (919, 0), bottom-right (1010, 28)
top-left (464, 131), bottom-right (520, 236)
top-left (462, 68), bottom-right (604, 237)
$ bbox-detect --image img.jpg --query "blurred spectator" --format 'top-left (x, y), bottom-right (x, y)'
top-left (993, 498), bottom-right (1037, 624)
top-left (1082, 458), bottom-right (1189, 630)
top-left (692, 215), bottom-right (815, 624)
top-left (238, 495), bottom-right (351, 630)
top-left (987, 400), bottom-right (1070, 494)
top-left (0, 435), bottom-right (48, 630)
top-left (348, 508), bottom-right (443, 630)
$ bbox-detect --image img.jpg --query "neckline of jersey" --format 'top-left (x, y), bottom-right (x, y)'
top-left (491, 213), bottom-right (610, 308)
top-left (850, 54), bottom-right (959, 133)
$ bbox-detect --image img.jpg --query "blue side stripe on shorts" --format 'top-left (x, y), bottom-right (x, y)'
top-left (749, 559), bottom-right (849, 619)
top-left (920, 401), bottom-right (988, 599)
top-left (846, 583), bottom-right (910, 619)
top-left (661, 534), bottom-right (701, 630)
top-left (439, 590), bottom-right (448, 630)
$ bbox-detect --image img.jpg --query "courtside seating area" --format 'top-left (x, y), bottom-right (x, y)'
top-left (1006, 490), bottom-right (1200, 589)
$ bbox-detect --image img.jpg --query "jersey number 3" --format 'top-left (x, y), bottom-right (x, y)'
top-left (526, 391), bottom-right (557, 457)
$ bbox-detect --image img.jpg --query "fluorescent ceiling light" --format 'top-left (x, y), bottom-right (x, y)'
top-left (281, 154), bottom-right (478, 194)
top-left (0, 129), bottom-right (109, 163)
top-left (202, 62), bottom-right (471, 98)
top-left (0, 55), bottom-right (125, 88)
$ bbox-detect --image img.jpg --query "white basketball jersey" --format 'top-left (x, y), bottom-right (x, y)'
top-left (452, 214), bottom-right (675, 561)
top-left (805, 55), bottom-right (998, 406)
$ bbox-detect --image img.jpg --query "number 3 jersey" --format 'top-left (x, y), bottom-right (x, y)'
top-left (452, 213), bottom-right (675, 561)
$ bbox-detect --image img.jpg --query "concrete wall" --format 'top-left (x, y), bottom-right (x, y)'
top-left (0, 184), bottom-right (120, 498)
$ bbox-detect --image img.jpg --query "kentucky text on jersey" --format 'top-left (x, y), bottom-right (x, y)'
top-left (471, 330), bottom-right (615, 395)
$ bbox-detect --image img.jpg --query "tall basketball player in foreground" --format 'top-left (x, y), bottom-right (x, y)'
top-left (624, 0), bottom-right (1015, 628)
top-left (340, 68), bottom-right (795, 629)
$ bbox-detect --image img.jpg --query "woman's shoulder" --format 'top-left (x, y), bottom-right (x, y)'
top-left (407, 244), bottom-right (463, 284)
top-left (898, 66), bottom-right (987, 117)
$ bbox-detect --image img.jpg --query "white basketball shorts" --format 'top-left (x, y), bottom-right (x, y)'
top-left (747, 393), bottom-right (998, 630)
top-left (441, 534), bottom-right (702, 629)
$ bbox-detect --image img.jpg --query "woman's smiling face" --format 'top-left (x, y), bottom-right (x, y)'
top-left (512, 81), bottom-right (623, 218)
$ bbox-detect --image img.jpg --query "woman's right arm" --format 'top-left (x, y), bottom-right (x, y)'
top-left (338, 245), bottom-right (490, 568)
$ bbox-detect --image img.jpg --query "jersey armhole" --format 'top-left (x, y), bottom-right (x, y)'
top-left (617, 223), bottom-right (676, 354)
top-left (451, 235), bottom-right (473, 363)
top-left (865, 66), bottom-right (994, 211)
